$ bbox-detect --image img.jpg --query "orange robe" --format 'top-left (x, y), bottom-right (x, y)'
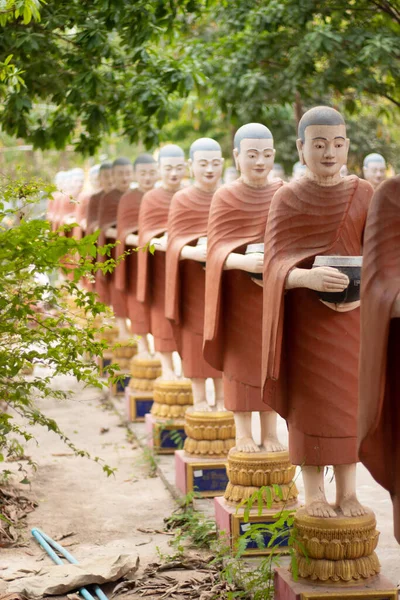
top-left (358, 175), bottom-right (400, 543)
top-left (262, 176), bottom-right (373, 466)
top-left (204, 179), bottom-right (283, 411)
top-left (166, 186), bottom-right (221, 379)
top-left (95, 188), bottom-right (127, 317)
top-left (137, 188), bottom-right (177, 353)
top-left (115, 189), bottom-right (150, 335)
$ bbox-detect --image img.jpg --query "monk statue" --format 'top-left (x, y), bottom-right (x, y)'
top-left (136, 145), bottom-right (186, 379)
top-left (262, 106), bottom-right (374, 517)
top-left (165, 138), bottom-right (224, 410)
top-left (95, 157), bottom-right (134, 339)
top-left (86, 161), bottom-right (113, 236)
top-left (363, 153), bottom-right (387, 190)
top-left (204, 123), bottom-right (285, 452)
top-left (359, 175), bottom-right (400, 542)
top-left (115, 154), bottom-right (159, 355)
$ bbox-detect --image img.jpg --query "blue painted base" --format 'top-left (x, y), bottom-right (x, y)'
top-left (125, 388), bottom-right (154, 422)
top-left (175, 450), bottom-right (228, 498)
top-left (214, 496), bottom-right (297, 557)
top-left (145, 413), bottom-right (186, 455)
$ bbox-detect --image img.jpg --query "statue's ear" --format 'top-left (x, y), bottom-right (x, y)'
top-left (233, 148), bottom-right (240, 171)
top-left (188, 159), bottom-right (193, 178)
top-left (296, 139), bottom-right (305, 165)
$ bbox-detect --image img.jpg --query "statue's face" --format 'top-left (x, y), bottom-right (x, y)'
top-left (298, 124), bottom-right (349, 179)
top-left (234, 138), bottom-right (275, 187)
top-left (112, 164), bottom-right (134, 192)
top-left (191, 150), bottom-right (223, 191)
top-left (363, 161), bottom-right (386, 188)
top-left (99, 168), bottom-right (113, 193)
top-left (159, 156), bottom-right (186, 191)
top-left (135, 162), bottom-right (158, 192)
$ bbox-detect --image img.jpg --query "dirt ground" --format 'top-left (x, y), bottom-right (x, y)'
top-left (0, 371), bottom-right (177, 597)
top-left (2, 369), bottom-right (400, 598)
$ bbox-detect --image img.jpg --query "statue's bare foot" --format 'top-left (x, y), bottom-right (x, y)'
top-left (234, 437), bottom-right (260, 453)
top-left (261, 437), bottom-right (287, 452)
top-left (192, 401), bottom-right (211, 412)
top-left (137, 350), bottom-right (152, 359)
top-left (157, 370), bottom-right (178, 382)
top-left (306, 500), bottom-right (337, 518)
top-left (339, 496), bottom-right (368, 517)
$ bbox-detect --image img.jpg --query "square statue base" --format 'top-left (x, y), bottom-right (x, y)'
top-left (175, 449), bottom-right (229, 498)
top-left (214, 496), bottom-right (295, 557)
top-left (274, 567), bottom-right (397, 599)
top-left (110, 374), bottom-right (131, 396)
top-left (145, 413), bottom-right (186, 454)
top-left (125, 388), bottom-right (153, 422)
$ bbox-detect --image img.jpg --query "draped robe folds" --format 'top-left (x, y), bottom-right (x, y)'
top-left (203, 178), bottom-right (283, 411)
top-left (115, 189), bottom-right (150, 335)
top-left (262, 175), bottom-right (373, 466)
top-left (165, 186), bottom-right (221, 379)
top-left (95, 188), bottom-right (127, 317)
top-left (358, 176), bottom-right (400, 543)
top-left (137, 188), bottom-right (177, 353)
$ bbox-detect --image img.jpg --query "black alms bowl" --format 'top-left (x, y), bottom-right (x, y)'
top-left (312, 256), bottom-right (362, 303)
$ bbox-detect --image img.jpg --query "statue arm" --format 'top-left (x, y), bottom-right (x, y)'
top-left (286, 266), bottom-right (349, 291)
top-left (105, 226), bottom-right (117, 239)
top-left (224, 252), bottom-right (263, 272)
top-left (150, 233), bottom-right (168, 252)
top-left (180, 244), bottom-right (207, 262)
top-left (125, 232), bottom-right (139, 246)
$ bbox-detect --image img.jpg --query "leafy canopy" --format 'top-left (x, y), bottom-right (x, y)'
top-left (0, 0), bottom-right (206, 154)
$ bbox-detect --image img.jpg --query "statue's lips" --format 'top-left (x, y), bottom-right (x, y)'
top-left (321, 162), bottom-right (336, 167)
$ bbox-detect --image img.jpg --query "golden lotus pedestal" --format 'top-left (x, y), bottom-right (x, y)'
top-left (145, 379), bottom-right (193, 454)
top-left (273, 508), bottom-right (396, 599)
top-left (175, 409), bottom-right (236, 498)
top-left (215, 450), bottom-right (299, 556)
top-left (125, 355), bottom-right (162, 421)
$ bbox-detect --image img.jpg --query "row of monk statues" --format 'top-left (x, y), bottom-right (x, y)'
top-left (48, 106), bottom-right (399, 560)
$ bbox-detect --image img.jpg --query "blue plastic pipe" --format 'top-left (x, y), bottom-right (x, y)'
top-left (31, 528), bottom-right (108, 600)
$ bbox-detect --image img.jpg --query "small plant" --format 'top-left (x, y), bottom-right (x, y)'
top-left (139, 445), bottom-right (159, 478)
top-left (164, 491), bottom-right (217, 553)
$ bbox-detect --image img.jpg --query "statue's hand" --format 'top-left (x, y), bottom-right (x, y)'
top-left (391, 293), bottom-right (400, 318)
top-left (190, 245), bottom-right (207, 262)
top-left (242, 253), bottom-right (264, 274)
top-left (150, 235), bottom-right (167, 252)
top-left (306, 266), bottom-right (349, 292)
top-left (180, 244), bottom-right (207, 262)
